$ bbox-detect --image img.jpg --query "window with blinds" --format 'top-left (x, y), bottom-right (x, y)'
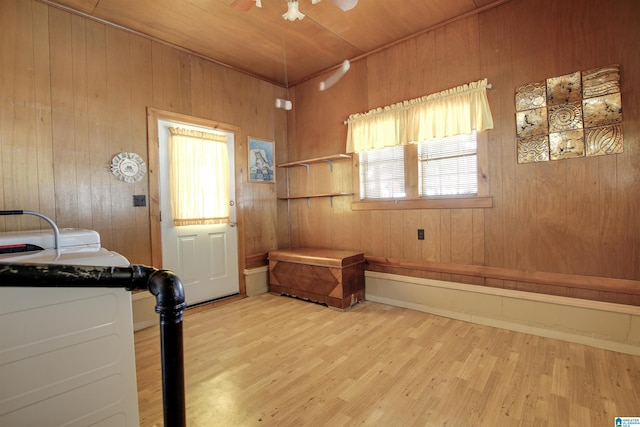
top-left (418, 132), bottom-right (478, 197)
top-left (359, 145), bottom-right (406, 199)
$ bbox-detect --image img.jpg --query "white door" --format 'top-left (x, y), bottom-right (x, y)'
top-left (158, 120), bottom-right (239, 306)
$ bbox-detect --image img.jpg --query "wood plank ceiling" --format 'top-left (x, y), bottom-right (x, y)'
top-left (41, 0), bottom-right (504, 86)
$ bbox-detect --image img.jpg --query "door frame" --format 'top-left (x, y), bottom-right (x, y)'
top-left (146, 107), bottom-right (246, 295)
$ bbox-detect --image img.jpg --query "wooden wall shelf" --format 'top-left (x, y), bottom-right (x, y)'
top-left (277, 192), bottom-right (353, 200)
top-left (278, 154), bottom-right (352, 207)
top-left (277, 154), bottom-right (351, 173)
top-left (278, 193), bottom-right (353, 207)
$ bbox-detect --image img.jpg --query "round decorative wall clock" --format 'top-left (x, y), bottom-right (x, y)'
top-left (110, 152), bottom-right (147, 183)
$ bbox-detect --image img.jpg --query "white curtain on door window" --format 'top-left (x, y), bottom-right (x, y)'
top-left (168, 127), bottom-right (230, 226)
top-left (346, 79), bottom-right (493, 153)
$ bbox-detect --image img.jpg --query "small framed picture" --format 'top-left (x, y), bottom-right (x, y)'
top-left (248, 137), bottom-right (275, 183)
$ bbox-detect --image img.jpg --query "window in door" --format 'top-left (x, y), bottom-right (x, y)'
top-left (168, 127), bottom-right (230, 226)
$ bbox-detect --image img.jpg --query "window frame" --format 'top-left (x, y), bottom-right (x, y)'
top-left (351, 131), bottom-right (492, 211)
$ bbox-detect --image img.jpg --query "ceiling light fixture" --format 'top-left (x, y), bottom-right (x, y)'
top-left (331, 0), bottom-right (357, 11)
top-left (283, 0), bottom-right (305, 21)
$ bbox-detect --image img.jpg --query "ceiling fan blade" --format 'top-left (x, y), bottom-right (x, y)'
top-left (231, 0), bottom-right (255, 12)
top-left (330, 0), bottom-right (358, 11)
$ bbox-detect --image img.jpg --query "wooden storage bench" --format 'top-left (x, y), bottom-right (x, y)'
top-left (268, 248), bottom-right (365, 310)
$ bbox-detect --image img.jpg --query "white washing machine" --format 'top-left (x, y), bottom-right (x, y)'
top-left (0, 227), bottom-right (141, 426)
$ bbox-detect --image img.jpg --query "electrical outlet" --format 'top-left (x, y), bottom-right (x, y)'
top-left (133, 195), bottom-right (146, 207)
top-left (418, 229), bottom-right (424, 240)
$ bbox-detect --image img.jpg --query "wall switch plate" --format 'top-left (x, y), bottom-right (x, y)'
top-left (418, 229), bottom-right (425, 240)
top-left (133, 195), bottom-right (146, 207)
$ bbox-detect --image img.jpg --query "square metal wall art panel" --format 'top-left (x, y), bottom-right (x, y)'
top-left (515, 65), bottom-right (622, 163)
top-left (517, 135), bottom-right (550, 164)
top-left (550, 129), bottom-right (585, 160)
top-left (515, 81), bottom-right (547, 112)
top-left (547, 71), bottom-right (582, 105)
top-left (582, 65), bottom-right (620, 98)
top-left (582, 93), bottom-right (622, 128)
top-left (516, 107), bottom-right (548, 138)
top-left (585, 124), bottom-right (624, 156)
top-left (548, 101), bottom-right (583, 133)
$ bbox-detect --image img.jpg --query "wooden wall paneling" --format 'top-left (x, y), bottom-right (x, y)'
top-left (271, 86), bottom-right (290, 252)
top-left (328, 197), bottom-right (346, 251)
top-left (550, 0), bottom-right (603, 74)
top-left (498, 0), bottom-right (535, 284)
top-left (450, 209), bottom-right (473, 264)
top-left (291, 73), bottom-right (351, 160)
top-left (294, 198), bottom-right (329, 249)
top-left (0, 0), bottom-right (13, 229)
top-left (477, 1), bottom-right (512, 287)
top-left (276, 90), bottom-right (292, 248)
top-left (189, 58), bottom-right (224, 120)
top-left (369, 210), bottom-right (386, 257)
top-left (413, 31), bottom-right (438, 99)
top-left (150, 42), bottom-right (166, 110)
top-left (356, 210), bottom-right (372, 256)
top-left (534, 161), bottom-right (568, 275)
top-left (32, 1), bottom-right (56, 227)
top-left (402, 210), bottom-right (421, 260)
top-left (564, 157), bottom-right (600, 276)
top-left (389, 210), bottom-right (404, 259)
top-left (340, 203), bottom-right (357, 252)
top-left (449, 208), bottom-right (474, 284)
top-left (288, 199), bottom-right (301, 249)
top-left (397, 39), bottom-right (419, 102)
top-left (86, 20), bottom-right (114, 248)
top-left (512, 162), bottom-right (539, 272)
top-left (219, 67), bottom-right (245, 126)
top-left (331, 164), bottom-right (356, 251)
top-left (105, 27), bottom-right (136, 258)
top-left (71, 15), bottom-right (92, 231)
top-left (472, 209), bottom-right (486, 285)
top-left (253, 183), bottom-right (278, 255)
top-left (614, 137), bottom-right (640, 281)
top-left (2, 2), bottom-right (29, 230)
top-left (276, 199), bottom-right (291, 249)
top-left (364, 50), bottom-right (387, 110)
top-left (154, 44), bottom-right (192, 116)
top-left (596, 155), bottom-right (619, 279)
top-left (439, 209), bottom-right (452, 282)
top-left (50, 7), bottom-right (79, 229)
top-left (617, 0), bottom-right (640, 281)
top-left (434, 16), bottom-right (480, 91)
top-left (369, 38), bottom-right (419, 108)
top-left (310, 163), bottom-right (331, 195)
top-left (420, 209), bottom-right (441, 263)
top-left (0, 1), bottom-right (36, 230)
top-left (129, 34), bottom-right (154, 264)
top-left (232, 75), bottom-right (276, 257)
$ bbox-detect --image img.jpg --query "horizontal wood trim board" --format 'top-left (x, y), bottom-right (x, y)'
top-left (352, 196), bottom-right (493, 210)
top-left (365, 256), bottom-right (640, 296)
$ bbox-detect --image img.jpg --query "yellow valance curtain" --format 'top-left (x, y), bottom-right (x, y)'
top-left (169, 127), bottom-right (230, 226)
top-left (346, 79), bottom-right (494, 153)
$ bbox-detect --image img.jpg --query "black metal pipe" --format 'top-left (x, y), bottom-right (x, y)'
top-left (148, 269), bottom-right (187, 427)
top-left (0, 263), bottom-right (187, 427)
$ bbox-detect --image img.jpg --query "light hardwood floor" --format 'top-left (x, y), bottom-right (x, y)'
top-left (135, 294), bottom-right (640, 426)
